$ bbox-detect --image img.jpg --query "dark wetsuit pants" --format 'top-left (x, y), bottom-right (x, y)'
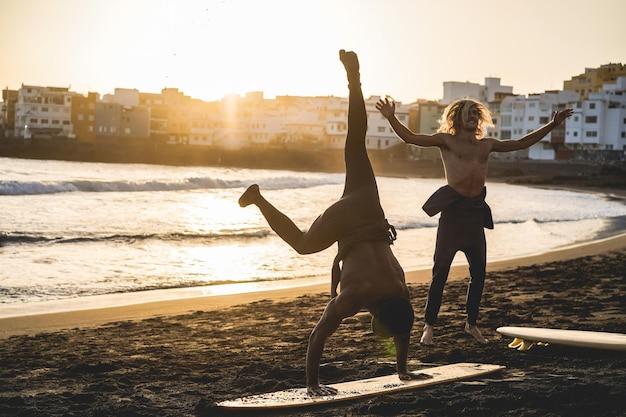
top-left (252, 77), bottom-right (384, 254)
top-left (424, 205), bottom-right (487, 326)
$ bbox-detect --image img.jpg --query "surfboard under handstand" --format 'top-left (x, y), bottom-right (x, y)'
top-left (216, 362), bottom-right (504, 410)
top-left (497, 326), bottom-right (626, 351)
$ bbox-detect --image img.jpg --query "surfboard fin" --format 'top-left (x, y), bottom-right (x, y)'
top-left (507, 338), bottom-right (535, 351)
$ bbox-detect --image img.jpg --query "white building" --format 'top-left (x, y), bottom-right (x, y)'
top-left (441, 77), bottom-right (513, 105)
top-left (565, 77), bottom-right (626, 159)
top-left (366, 95), bottom-right (409, 150)
top-left (498, 91), bottom-right (579, 160)
top-left (14, 85), bottom-right (76, 138)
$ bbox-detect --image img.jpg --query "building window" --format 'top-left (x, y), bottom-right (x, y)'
top-left (377, 126), bottom-right (385, 132)
top-left (585, 116), bottom-right (597, 123)
top-left (585, 131), bottom-right (598, 137)
top-left (77, 114), bottom-right (84, 120)
top-left (589, 103), bottom-right (596, 109)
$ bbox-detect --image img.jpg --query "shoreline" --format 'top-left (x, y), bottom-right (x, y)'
top-left (2, 231), bottom-right (625, 339)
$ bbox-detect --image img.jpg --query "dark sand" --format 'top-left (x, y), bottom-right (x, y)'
top-left (1, 247), bottom-right (624, 417)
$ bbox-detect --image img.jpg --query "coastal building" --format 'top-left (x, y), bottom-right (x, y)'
top-left (441, 77), bottom-right (513, 105)
top-left (316, 95), bottom-right (347, 149)
top-left (563, 63), bottom-right (626, 100)
top-left (72, 88), bottom-right (150, 142)
top-left (71, 92), bottom-right (98, 142)
top-left (366, 95), bottom-right (409, 151)
top-left (1, 88), bottom-right (18, 138)
top-left (565, 76), bottom-right (626, 160)
top-left (95, 102), bottom-right (150, 141)
top-left (14, 85), bottom-right (76, 139)
top-left (189, 99), bottom-right (221, 147)
top-left (498, 91), bottom-right (579, 160)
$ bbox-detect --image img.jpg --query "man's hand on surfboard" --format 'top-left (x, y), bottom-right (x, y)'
top-left (399, 372), bottom-right (432, 381)
top-left (307, 384), bottom-right (338, 397)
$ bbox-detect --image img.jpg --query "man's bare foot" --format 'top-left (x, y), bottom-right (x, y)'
top-left (420, 324), bottom-right (434, 345)
top-left (339, 49), bottom-right (359, 72)
top-left (465, 323), bottom-right (488, 344)
top-left (238, 184), bottom-right (260, 207)
top-left (339, 49), bottom-right (360, 86)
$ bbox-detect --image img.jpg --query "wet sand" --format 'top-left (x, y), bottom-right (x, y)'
top-left (1, 234), bottom-right (625, 416)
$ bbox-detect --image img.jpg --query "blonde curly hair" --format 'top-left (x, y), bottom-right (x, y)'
top-left (437, 98), bottom-right (493, 138)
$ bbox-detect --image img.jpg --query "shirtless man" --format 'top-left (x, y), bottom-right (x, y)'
top-left (239, 50), bottom-right (429, 396)
top-left (376, 96), bottom-right (572, 345)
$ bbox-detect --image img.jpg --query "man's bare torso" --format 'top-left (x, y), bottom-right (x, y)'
top-left (438, 133), bottom-right (494, 197)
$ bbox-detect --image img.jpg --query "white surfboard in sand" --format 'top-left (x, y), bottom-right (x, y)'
top-left (497, 326), bottom-right (626, 351)
top-left (216, 362), bottom-right (505, 410)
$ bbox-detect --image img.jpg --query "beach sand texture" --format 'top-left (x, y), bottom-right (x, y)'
top-left (0, 234), bottom-right (625, 416)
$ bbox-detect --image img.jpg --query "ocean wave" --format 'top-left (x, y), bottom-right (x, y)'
top-left (0, 175), bottom-right (342, 196)
top-left (389, 215), bottom-right (615, 231)
top-left (0, 230), bottom-right (271, 247)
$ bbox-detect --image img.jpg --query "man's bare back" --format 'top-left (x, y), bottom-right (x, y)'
top-left (335, 241), bottom-right (408, 315)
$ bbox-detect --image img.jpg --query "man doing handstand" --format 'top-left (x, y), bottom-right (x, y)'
top-left (239, 50), bottom-right (429, 396)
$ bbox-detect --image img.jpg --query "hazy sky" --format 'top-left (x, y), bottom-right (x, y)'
top-left (2, 0), bottom-right (625, 103)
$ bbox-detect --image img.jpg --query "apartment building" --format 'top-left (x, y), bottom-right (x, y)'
top-left (189, 99), bottom-right (221, 147)
top-left (498, 91), bottom-right (578, 160)
top-left (441, 77), bottom-right (513, 105)
top-left (14, 85), bottom-right (76, 139)
top-left (563, 63), bottom-right (626, 100)
top-left (366, 95), bottom-right (409, 151)
top-left (565, 77), bottom-right (626, 160)
top-left (1, 88), bottom-right (18, 137)
top-left (71, 92), bottom-right (98, 142)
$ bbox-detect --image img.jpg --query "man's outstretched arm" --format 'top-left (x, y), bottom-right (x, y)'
top-left (492, 108), bottom-right (573, 153)
top-left (376, 97), bottom-right (443, 147)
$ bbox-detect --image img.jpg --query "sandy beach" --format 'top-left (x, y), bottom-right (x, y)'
top-left (0, 231), bottom-right (624, 416)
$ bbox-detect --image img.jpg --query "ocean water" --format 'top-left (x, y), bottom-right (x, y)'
top-left (1, 157), bottom-right (625, 317)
